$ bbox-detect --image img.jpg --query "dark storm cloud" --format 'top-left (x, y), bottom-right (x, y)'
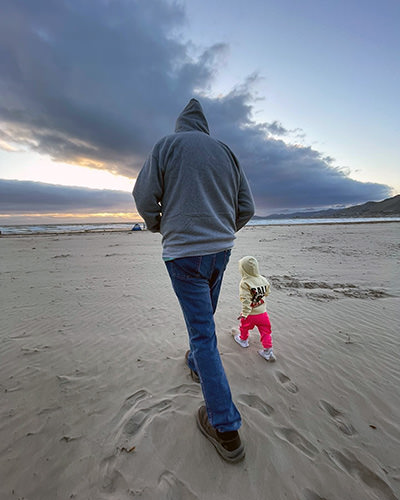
top-left (0, 0), bottom-right (213, 173)
top-left (0, 0), bottom-right (392, 214)
top-left (201, 90), bottom-right (391, 212)
top-left (0, 179), bottom-right (131, 213)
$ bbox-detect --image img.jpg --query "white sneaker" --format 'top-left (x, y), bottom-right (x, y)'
top-left (258, 348), bottom-right (276, 362)
top-left (234, 334), bottom-right (249, 348)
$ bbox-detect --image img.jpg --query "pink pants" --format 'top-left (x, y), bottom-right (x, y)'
top-left (239, 312), bottom-right (272, 349)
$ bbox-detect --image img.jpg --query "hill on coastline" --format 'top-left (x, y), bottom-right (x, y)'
top-left (256, 194), bottom-right (400, 220)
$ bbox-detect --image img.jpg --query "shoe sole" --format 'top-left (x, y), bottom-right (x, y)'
top-left (196, 412), bottom-right (245, 464)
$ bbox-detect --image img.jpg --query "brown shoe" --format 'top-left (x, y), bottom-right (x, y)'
top-left (196, 405), bottom-right (245, 463)
top-left (185, 350), bottom-right (200, 383)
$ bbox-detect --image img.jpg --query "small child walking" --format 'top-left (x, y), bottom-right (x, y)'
top-left (234, 255), bottom-right (276, 361)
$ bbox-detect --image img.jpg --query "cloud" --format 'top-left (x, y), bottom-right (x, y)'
top-left (201, 90), bottom-right (392, 212)
top-left (264, 121), bottom-right (288, 136)
top-left (0, 0), bottom-right (393, 214)
top-left (0, 0), bottom-right (220, 174)
top-left (0, 179), bottom-right (132, 214)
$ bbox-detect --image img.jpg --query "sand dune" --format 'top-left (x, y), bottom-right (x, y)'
top-left (1, 223), bottom-right (399, 499)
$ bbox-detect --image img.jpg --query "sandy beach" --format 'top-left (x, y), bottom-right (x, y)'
top-left (1, 222), bottom-right (399, 500)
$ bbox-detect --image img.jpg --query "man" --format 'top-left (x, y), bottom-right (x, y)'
top-left (133, 98), bottom-right (254, 463)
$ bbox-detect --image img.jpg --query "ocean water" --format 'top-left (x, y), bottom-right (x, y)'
top-left (0, 222), bottom-right (135, 235)
top-left (1, 218), bottom-right (399, 235)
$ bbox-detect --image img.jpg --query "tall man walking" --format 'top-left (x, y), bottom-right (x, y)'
top-left (133, 98), bottom-right (255, 462)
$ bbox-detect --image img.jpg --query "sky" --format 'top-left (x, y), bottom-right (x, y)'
top-left (0, 0), bottom-right (399, 223)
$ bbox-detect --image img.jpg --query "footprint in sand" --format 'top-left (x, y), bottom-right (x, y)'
top-left (238, 394), bottom-right (274, 416)
top-left (325, 449), bottom-right (397, 500)
top-left (123, 399), bottom-right (172, 437)
top-left (108, 389), bottom-right (152, 425)
top-left (156, 471), bottom-right (199, 500)
top-left (101, 455), bottom-right (129, 494)
top-left (107, 389), bottom-right (172, 454)
top-left (120, 389), bottom-right (151, 412)
top-left (276, 371), bottom-right (299, 393)
top-left (108, 389), bottom-right (153, 431)
top-left (319, 400), bottom-right (356, 436)
top-left (275, 427), bottom-right (319, 459)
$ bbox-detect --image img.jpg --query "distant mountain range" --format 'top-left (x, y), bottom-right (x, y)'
top-left (254, 194), bottom-right (400, 220)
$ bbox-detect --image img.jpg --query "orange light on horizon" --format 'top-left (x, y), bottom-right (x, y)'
top-left (72, 157), bottom-right (106, 169)
top-left (0, 211), bottom-right (143, 221)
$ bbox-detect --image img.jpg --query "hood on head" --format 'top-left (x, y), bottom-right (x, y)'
top-left (239, 256), bottom-right (260, 278)
top-left (175, 98), bottom-right (210, 134)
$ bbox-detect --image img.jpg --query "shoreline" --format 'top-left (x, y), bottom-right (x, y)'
top-left (1, 219), bottom-right (400, 237)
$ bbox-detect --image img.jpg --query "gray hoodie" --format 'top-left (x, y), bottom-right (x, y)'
top-left (133, 99), bottom-right (255, 259)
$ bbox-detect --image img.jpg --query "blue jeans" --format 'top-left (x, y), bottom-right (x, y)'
top-left (165, 250), bottom-right (241, 432)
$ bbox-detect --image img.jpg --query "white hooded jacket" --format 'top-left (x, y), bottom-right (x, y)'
top-left (239, 256), bottom-right (270, 317)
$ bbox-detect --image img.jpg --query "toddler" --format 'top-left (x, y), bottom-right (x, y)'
top-left (234, 256), bottom-right (276, 361)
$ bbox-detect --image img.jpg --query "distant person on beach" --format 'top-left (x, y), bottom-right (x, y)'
top-left (234, 255), bottom-right (276, 361)
top-left (133, 98), bottom-right (254, 463)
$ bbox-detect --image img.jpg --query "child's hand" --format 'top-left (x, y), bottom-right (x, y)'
top-left (237, 314), bottom-right (246, 321)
